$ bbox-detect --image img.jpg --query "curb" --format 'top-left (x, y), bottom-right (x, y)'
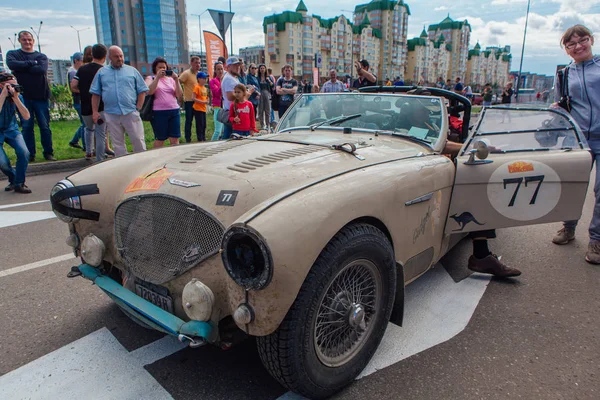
top-left (0, 158), bottom-right (89, 181)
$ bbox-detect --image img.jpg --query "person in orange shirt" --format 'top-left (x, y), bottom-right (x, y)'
top-left (192, 72), bottom-right (210, 141)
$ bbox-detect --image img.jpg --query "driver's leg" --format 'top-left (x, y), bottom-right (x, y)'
top-left (468, 230), bottom-right (522, 278)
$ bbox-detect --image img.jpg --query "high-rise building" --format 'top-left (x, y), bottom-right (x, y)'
top-left (466, 44), bottom-right (511, 88)
top-left (0, 46), bottom-right (5, 72)
top-left (405, 28), bottom-right (430, 83)
top-left (263, 0), bottom-right (409, 82)
top-left (353, 0), bottom-right (410, 81)
top-left (92, 0), bottom-right (189, 75)
top-left (239, 46), bottom-right (266, 66)
top-left (405, 28), bottom-right (451, 85)
top-left (263, 1), bottom-right (380, 80)
top-left (427, 14), bottom-right (471, 80)
top-left (47, 59), bottom-right (72, 85)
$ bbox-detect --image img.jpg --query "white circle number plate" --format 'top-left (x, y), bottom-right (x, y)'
top-left (487, 160), bottom-right (561, 221)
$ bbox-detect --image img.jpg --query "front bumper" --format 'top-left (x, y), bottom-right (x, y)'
top-left (78, 264), bottom-right (216, 345)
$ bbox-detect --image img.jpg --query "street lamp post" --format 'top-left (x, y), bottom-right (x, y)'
top-left (70, 26), bottom-right (91, 53)
top-left (515, 0), bottom-right (531, 102)
top-left (229, 0), bottom-right (233, 55)
top-left (30, 21), bottom-right (43, 52)
top-left (8, 33), bottom-right (17, 49)
top-left (192, 10), bottom-right (209, 57)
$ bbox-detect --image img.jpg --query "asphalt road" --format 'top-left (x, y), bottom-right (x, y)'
top-left (0, 169), bottom-right (598, 400)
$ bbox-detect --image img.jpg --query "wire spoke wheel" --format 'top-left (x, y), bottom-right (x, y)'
top-left (313, 259), bottom-right (382, 367)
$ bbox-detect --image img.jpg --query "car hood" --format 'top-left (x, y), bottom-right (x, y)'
top-left (68, 131), bottom-right (428, 227)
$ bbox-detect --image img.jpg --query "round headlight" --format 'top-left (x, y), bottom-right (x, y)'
top-left (81, 234), bottom-right (106, 267)
top-left (182, 279), bottom-right (215, 321)
top-left (221, 226), bottom-right (273, 290)
top-left (50, 179), bottom-right (81, 223)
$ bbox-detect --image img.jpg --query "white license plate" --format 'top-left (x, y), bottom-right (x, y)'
top-left (135, 284), bottom-right (173, 314)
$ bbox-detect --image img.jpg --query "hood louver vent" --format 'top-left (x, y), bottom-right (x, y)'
top-left (179, 141), bottom-right (254, 164)
top-left (227, 145), bottom-right (324, 173)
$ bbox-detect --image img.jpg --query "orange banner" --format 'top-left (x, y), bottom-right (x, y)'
top-left (203, 31), bottom-right (228, 78)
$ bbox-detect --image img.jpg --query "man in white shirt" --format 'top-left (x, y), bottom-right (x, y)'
top-left (320, 69), bottom-right (345, 93)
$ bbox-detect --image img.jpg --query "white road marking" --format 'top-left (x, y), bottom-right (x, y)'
top-left (0, 327), bottom-right (186, 400)
top-left (0, 211), bottom-right (56, 228)
top-left (359, 265), bottom-right (490, 377)
top-left (0, 199), bottom-right (50, 209)
top-left (0, 265), bottom-right (490, 400)
top-left (0, 254), bottom-right (74, 279)
top-left (277, 266), bottom-right (491, 399)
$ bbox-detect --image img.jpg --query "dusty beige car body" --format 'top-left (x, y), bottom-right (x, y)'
top-left (52, 91), bottom-right (592, 399)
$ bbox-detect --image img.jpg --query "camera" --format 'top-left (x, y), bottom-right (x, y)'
top-left (8, 84), bottom-right (23, 93)
top-left (557, 95), bottom-right (572, 113)
top-left (0, 72), bottom-right (23, 93)
top-left (165, 70), bottom-right (173, 76)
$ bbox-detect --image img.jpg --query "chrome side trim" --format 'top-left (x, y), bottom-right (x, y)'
top-left (405, 192), bottom-right (434, 206)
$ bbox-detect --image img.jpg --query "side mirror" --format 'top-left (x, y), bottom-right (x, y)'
top-left (464, 140), bottom-right (492, 165)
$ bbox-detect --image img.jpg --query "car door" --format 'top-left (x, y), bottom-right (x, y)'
top-left (445, 106), bottom-right (593, 234)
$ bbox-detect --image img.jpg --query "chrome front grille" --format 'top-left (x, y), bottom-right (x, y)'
top-left (114, 194), bottom-right (224, 284)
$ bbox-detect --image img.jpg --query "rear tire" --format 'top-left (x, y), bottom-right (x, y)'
top-left (257, 223), bottom-right (396, 399)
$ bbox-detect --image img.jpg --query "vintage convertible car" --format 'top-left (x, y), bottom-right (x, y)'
top-left (50, 87), bottom-right (591, 399)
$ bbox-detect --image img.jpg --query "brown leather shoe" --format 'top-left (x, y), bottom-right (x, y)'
top-left (468, 254), bottom-right (521, 278)
top-left (585, 241), bottom-right (600, 264)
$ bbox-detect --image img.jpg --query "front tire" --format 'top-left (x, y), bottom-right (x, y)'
top-left (257, 223), bottom-right (396, 399)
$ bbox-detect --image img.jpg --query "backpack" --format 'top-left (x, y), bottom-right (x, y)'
top-left (557, 67), bottom-right (571, 113)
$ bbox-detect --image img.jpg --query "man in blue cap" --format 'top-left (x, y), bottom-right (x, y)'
top-left (67, 52), bottom-right (86, 153)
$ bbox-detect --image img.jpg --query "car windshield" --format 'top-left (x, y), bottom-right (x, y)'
top-left (277, 93), bottom-right (445, 145)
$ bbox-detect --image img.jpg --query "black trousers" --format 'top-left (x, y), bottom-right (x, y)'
top-left (193, 110), bottom-right (206, 142)
top-left (470, 230), bottom-right (496, 239)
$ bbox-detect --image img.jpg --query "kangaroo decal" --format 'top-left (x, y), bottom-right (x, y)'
top-left (450, 212), bottom-right (485, 231)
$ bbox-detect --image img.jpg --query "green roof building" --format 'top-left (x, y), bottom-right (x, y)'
top-left (262, 1), bottom-right (383, 80)
top-left (427, 14), bottom-right (471, 80)
top-left (466, 41), bottom-right (512, 88)
top-left (352, 0), bottom-right (412, 82)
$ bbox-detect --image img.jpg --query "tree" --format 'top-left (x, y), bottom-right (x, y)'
top-left (50, 84), bottom-right (76, 120)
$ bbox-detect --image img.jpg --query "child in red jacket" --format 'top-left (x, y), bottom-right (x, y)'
top-left (229, 84), bottom-right (258, 136)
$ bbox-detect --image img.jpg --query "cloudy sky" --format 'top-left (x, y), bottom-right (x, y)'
top-left (1, 0), bottom-right (599, 76)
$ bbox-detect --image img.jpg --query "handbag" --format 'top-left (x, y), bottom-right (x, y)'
top-left (140, 94), bottom-right (154, 121)
top-left (217, 107), bottom-right (232, 127)
top-left (271, 77), bottom-right (281, 111)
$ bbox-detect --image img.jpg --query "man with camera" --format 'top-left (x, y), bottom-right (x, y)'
top-left (72, 44), bottom-right (108, 162)
top-left (0, 72), bottom-right (32, 193)
top-left (6, 31), bottom-right (55, 162)
top-left (351, 60), bottom-right (377, 89)
top-left (90, 46), bottom-right (148, 156)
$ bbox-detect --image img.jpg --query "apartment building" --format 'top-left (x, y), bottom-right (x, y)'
top-left (427, 15), bottom-right (471, 80)
top-left (405, 29), bottom-right (429, 83)
top-left (466, 44), bottom-right (511, 88)
top-left (353, 0), bottom-right (410, 80)
top-left (406, 30), bottom-right (451, 84)
top-left (263, 0), bottom-right (412, 82)
top-left (239, 45), bottom-right (266, 66)
top-left (92, 0), bottom-right (189, 75)
top-left (263, 1), bottom-right (381, 80)
top-left (47, 59), bottom-right (72, 85)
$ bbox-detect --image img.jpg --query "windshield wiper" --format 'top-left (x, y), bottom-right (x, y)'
top-left (309, 114), bottom-right (362, 131)
top-left (390, 132), bottom-right (433, 146)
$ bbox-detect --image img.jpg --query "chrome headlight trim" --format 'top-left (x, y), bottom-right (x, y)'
top-left (50, 179), bottom-right (81, 223)
top-left (221, 225), bottom-right (273, 291)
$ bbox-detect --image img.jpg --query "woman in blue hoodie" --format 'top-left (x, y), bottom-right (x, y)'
top-left (552, 25), bottom-right (600, 264)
